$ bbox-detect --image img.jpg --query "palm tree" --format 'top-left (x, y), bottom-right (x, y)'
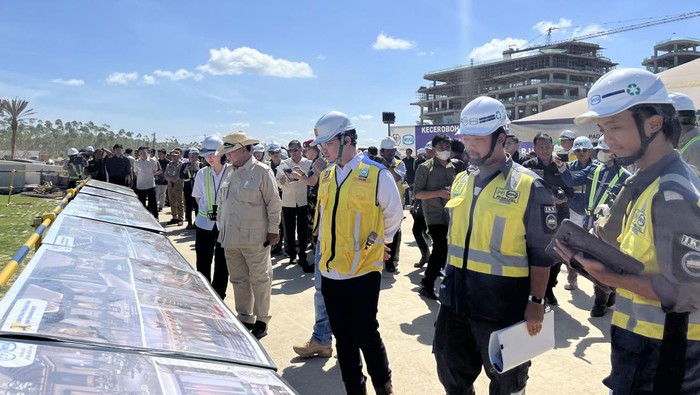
top-left (0, 97), bottom-right (35, 160)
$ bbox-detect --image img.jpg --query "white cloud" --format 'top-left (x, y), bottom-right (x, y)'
top-left (52, 78), bottom-right (84, 86)
top-left (373, 32), bottom-right (416, 50)
top-left (316, 55), bottom-right (326, 60)
top-left (153, 68), bottom-right (203, 81)
top-left (197, 47), bottom-right (315, 78)
top-left (352, 114), bottom-right (374, 121)
top-left (532, 18), bottom-right (572, 34)
top-left (143, 75), bottom-right (157, 85)
top-left (417, 51), bottom-right (435, 57)
top-left (106, 72), bottom-right (139, 85)
top-left (468, 37), bottom-right (528, 61)
top-left (230, 122), bottom-right (250, 129)
top-left (572, 24), bottom-right (604, 39)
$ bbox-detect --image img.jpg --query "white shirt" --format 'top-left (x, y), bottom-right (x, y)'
top-left (133, 157), bottom-right (159, 190)
top-left (319, 151), bottom-right (403, 280)
top-left (276, 157), bottom-right (312, 207)
top-left (192, 164), bottom-right (229, 231)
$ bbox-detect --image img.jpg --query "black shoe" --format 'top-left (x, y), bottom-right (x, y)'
top-left (385, 262), bottom-right (396, 273)
top-left (252, 321), bottom-right (267, 339)
top-left (168, 218), bottom-right (178, 224)
top-left (606, 292), bottom-right (616, 307)
top-left (590, 304), bottom-right (608, 317)
top-left (302, 263), bottom-right (315, 273)
top-left (186, 224), bottom-right (196, 229)
top-left (418, 286), bottom-right (438, 300)
top-left (545, 295), bottom-right (558, 306)
top-left (242, 322), bottom-right (255, 331)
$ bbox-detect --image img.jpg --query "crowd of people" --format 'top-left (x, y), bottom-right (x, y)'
top-left (61, 67), bottom-right (700, 395)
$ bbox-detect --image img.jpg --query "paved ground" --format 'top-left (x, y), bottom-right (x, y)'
top-left (166, 212), bottom-right (612, 394)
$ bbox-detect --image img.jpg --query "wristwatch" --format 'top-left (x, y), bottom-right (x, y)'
top-left (528, 295), bottom-right (546, 305)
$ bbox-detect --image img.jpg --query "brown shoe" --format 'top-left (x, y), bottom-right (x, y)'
top-left (292, 339), bottom-right (333, 358)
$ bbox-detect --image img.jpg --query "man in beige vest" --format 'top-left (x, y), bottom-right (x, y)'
top-left (216, 131), bottom-right (282, 339)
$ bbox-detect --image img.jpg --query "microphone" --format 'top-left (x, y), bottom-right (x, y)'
top-left (365, 231), bottom-right (378, 249)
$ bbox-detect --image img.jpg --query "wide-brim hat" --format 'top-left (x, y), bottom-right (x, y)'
top-left (216, 131), bottom-right (260, 155)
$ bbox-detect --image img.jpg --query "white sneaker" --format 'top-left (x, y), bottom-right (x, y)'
top-left (564, 282), bottom-right (578, 291)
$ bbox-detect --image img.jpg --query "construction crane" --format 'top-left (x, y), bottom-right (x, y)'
top-left (503, 11), bottom-right (700, 56)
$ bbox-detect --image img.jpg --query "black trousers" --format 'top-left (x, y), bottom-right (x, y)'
top-left (387, 229), bottom-right (401, 264)
top-left (282, 206), bottom-right (308, 261)
top-left (109, 176), bottom-right (128, 187)
top-left (322, 271), bottom-right (391, 388)
top-left (183, 182), bottom-right (198, 225)
top-left (434, 307), bottom-right (530, 395)
top-left (411, 210), bottom-right (429, 252)
top-left (136, 187), bottom-right (158, 218)
top-left (195, 225), bottom-right (229, 299)
top-left (423, 224), bottom-right (448, 287)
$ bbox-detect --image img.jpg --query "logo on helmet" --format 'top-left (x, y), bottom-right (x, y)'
top-left (495, 111), bottom-right (502, 120)
top-left (590, 95), bottom-right (601, 105)
top-left (469, 118), bottom-right (478, 125)
top-left (626, 83), bottom-right (641, 96)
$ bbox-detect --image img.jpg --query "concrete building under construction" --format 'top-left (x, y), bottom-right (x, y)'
top-left (412, 41), bottom-right (617, 124)
top-left (642, 37), bottom-right (700, 73)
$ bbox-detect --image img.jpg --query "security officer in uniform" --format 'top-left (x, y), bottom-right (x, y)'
top-left (434, 96), bottom-right (557, 395)
top-left (555, 68), bottom-right (700, 394)
top-left (669, 92), bottom-right (700, 169)
top-left (377, 137), bottom-right (406, 273)
top-left (312, 111), bottom-right (403, 395)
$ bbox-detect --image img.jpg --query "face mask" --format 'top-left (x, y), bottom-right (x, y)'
top-left (597, 151), bottom-right (613, 163)
top-left (436, 150), bottom-right (451, 161)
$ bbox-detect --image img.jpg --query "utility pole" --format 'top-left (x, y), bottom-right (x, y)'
top-left (152, 132), bottom-right (156, 148)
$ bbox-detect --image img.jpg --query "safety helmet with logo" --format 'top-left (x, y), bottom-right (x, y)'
top-left (669, 92), bottom-right (696, 112)
top-left (559, 130), bottom-right (575, 140)
top-left (380, 137), bottom-right (397, 150)
top-left (67, 147), bottom-right (79, 156)
top-left (425, 142), bottom-right (433, 151)
top-left (267, 143), bottom-right (282, 153)
top-left (84, 146), bottom-right (95, 154)
top-left (594, 135), bottom-right (610, 150)
top-left (575, 68), bottom-right (673, 165)
top-left (572, 136), bottom-right (593, 150)
top-left (456, 96), bottom-right (510, 136)
top-left (253, 143), bottom-right (265, 153)
top-left (312, 111), bottom-right (355, 146)
top-left (199, 135), bottom-right (224, 156)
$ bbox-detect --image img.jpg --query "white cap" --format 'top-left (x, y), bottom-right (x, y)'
top-left (669, 92), bottom-right (696, 112)
top-left (67, 147), bottom-right (79, 156)
top-left (575, 68), bottom-right (672, 125)
top-left (267, 143), bottom-right (281, 153)
top-left (380, 137), bottom-right (397, 150)
top-left (595, 135), bottom-right (610, 150)
top-left (457, 96), bottom-right (510, 136)
top-left (417, 148), bottom-right (427, 155)
top-left (188, 148), bottom-right (200, 156)
top-left (312, 111), bottom-right (355, 146)
top-left (200, 135), bottom-right (224, 156)
top-left (253, 143), bottom-right (265, 153)
top-left (572, 136), bottom-right (593, 150)
top-left (560, 130), bottom-right (575, 140)
top-left (280, 148), bottom-right (289, 160)
top-left (84, 146), bottom-right (95, 153)
top-left (425, 142), bottom-right (433, 150)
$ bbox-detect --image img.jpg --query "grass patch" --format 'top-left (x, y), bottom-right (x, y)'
top-left (0, 194), bottom-right (62, 295)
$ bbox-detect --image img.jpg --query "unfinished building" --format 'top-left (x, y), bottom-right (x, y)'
top-left (642, 37), bottom-right (700, 73)
top-left (412, 41), bottom-right (617, 124)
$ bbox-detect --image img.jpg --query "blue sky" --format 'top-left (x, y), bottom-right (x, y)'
top-left (1, 1), bottom-right (698, 148)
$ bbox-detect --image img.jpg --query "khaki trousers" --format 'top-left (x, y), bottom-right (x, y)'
top-left (224, 245), bottom-right (273, 324)
top-left (167, 181), bottom-right (184, 220)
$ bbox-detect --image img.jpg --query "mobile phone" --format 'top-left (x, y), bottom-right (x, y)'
top-left (557, 153), bottom-right (569, 162)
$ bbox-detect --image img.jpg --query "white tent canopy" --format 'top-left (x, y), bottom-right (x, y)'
top-left (509, 58), bottom-right (700, 144)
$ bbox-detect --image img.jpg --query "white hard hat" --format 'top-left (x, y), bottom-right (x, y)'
top-left (560, 130), bottom-right (575, 140)
top-left (417, 148), bottom-right (427, 155)
top-left (595, 135), bottom-right (610, 150)
top-left (84, 146), bottom-right (95, 153)
top-left (189, 148), bottom-right (200, 156)
top-left (575, 68), bottom-right (672, 125)
top-left (280, 148), bottom-right (289, 160)
top-left (669, 92), bottom-right (696, 112)
top-left (200, 135), bottom-right (224, 156)
top-left (253, 143), bottom-right (265, 153)
top-left (425, 142), bottom-right (433, 150)
top-left (67, 147), bottom-right (79, 156)
top-left (312, 111), bottom-right (354, 146)
top-left (572, 136), bottom-right (593, 150)
top-left (457, 96), bottom-right (510, 136)
top-left (380, 137), bottom-right (397, 150)
top-left (267, 142), bottom-right (281, 153)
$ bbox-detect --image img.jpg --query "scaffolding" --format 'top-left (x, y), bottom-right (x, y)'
top-left (412, 41), bottom-right (616, 124)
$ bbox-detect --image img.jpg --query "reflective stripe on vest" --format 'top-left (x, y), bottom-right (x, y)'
top-left (317, 160), bottom-right (386, 275)
top-left (69, 163), bottom-right (83, 180)
top-left (198, 165), bottom-right (228, 218)
top-left (680, 136), bottom-right (700, 154)
top-left (445, 167), bottom-right (533, 278)
top-left (613, 176), bottom-right (700, 340)
top-left (585, 164), bottom-right (625, 215)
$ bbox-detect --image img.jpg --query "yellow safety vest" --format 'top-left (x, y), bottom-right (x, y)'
top-left (585, 164), bottom-right (626, 215)
top-left (680, 136), bottom-right (700, 155)
top-left (392, 158), bottom-right (406, 205)
top-left (317, 160), bottom-right (386, 275)
top-left (613, 176), bottom-right (700, 341)
top-left (444, 167), bottom-right (534, 278)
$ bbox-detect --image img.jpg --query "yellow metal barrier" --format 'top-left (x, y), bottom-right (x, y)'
top-left (2, 168), bottom-right (71, 206)
top-left (0, 178), bottom-right (89, 289)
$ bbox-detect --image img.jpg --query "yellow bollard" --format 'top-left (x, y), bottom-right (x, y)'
top-left (7, 169), bottom-right (16, 206)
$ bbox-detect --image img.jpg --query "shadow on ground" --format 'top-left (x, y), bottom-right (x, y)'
top-left (281, 357), bottom-right (343, 395)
